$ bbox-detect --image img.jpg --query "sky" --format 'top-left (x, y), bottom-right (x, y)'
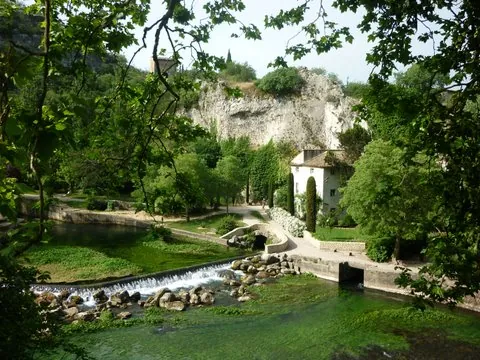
top-left (123, 0), bottom-right (436, 83)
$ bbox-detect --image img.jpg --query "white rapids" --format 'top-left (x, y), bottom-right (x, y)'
top-left (32, 263), bottom-right (234, 307)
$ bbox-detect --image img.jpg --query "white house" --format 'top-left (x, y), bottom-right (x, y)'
top-left (290, 149), bottom-right (348, 214)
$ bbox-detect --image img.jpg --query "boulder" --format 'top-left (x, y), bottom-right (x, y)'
top-left (241, 274), bottom-right (256, 285)
top-left (163, 301), bottom-right (186, 311)
top-left (261, 254), bottom-right (280, 265)
top-left (229, 280), bottom-right (241, 287)
top-left (58, 289), bottom-right (71, 301)
top-left (256, 271), bottom-right (269, 279)
top-left (189, 286), bottom-right (203, 296)
top-left (130, 292), bottom-right (141, 302)
top-left (93, 290), bottom-right (108, 303)
top-left (151, 288), bottom-right (172, 306)
top-left (117, 311), bottom-right (132, 320)
top-left (237, 295), bottom-right (252, 302)
top-left (63, 307), bottom-right (78, 318)
top-left (246, 265), bottom-right (258, 274)
top-left (231, 260), bottom-right (242, 270)
top-left (69, 295), bottom-right (84, 305)
top-left (111, 290), bottom-right (130, 304)
top-left (281, 268), bottom-right (296, 275)
top-left (239, 263), bottom-right (250, 271)
top-left (281, 261), bottom-right (290, 269)
top-left (76, 311), bottom-right (96, 322)
top-left (251, 255), bottom-right (261, 263)
top-left (230, 288), bottom-right (239, 297)
top-left (35, 292), bottom-right (57, 306)
top-left (178, 290), bottom-right (190, 304)
top-left (159, 292), bottom-right (177, 306)
top-left (220, 269), bottom-right (236, 280)
top-left (189, 293), bottom-right (200, 305)
top-left (96, 302), bottom-right (107, 312)
top-left (200, 292), bottom-right (215, 305)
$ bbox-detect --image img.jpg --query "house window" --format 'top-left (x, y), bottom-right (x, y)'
top-left (295, 183), bottom-right (299, 194)
top-left (310, 168), bottom-right (314, 174)
top-left (330, 189), bottom-right (336, 197)
top-left (295, 167), bottom-right (299, 173)
top-left (330, 168), bottom-right (335, 175)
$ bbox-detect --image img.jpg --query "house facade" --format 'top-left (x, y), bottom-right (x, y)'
top-left (290, 149), bottom-right (346, 214)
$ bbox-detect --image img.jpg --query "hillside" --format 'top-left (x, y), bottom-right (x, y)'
top-left (188, 69), bottom-right (357, 149)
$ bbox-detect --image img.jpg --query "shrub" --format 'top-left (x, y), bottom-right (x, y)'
top-left (366, 237), bottom-right (395, 262)
top-left (216, 215), bottom-right (239, 235)
top-left (220, 61), bottom-right (256, 82)
top-left (256, 67), bottom-right (305, 96)
top-left (86, 197), bottom-right (108, 211)
top-left (267, 207), bottom-right (306, 237)
top-left (317, 213), bottom-right (337, 228)
top-left (338, 213), bottom-right (356, 227)
top-left (287, 173), bottom-right (294, 215)
top-left (305, 177), bottom-right (317, 232)
top-left (146, 225), bottom-right (173, 242)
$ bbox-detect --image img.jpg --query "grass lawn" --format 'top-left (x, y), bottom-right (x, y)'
top-left (16, 182), bottom-right (38, 194)
top-left (313, 227), bottom-right (368, 242)
top-left (22, 223), bottom-right (248, 283)
top-left (167, 213), bottom-right (245, 235)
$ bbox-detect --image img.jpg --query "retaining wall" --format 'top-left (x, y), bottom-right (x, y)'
top-left (303, 230), bottom-right (366, 252)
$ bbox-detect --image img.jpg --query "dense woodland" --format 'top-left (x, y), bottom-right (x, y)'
top-left (1, 0), bottom-right (480, 358)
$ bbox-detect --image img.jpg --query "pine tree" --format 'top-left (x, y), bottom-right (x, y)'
top-left (287, 172), bottom-right (294, 215)
top-left (306, 176), bottom-right (317, 232)
top-left (226, 49), bottom-right (232, 63)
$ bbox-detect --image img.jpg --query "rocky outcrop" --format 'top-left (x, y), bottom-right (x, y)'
top-left (189, 69), bottom-right (357, 149)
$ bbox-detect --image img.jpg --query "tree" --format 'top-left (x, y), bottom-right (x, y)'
top-left (341, 140), bottom-right (440, 261)
top-left (338, 124), bottom-right (372, 163)
top-left (256, 67), bottom-right (305, 96)
top-left (250, 140), bottom-right (279, 201)
top-left (287, 172), bottom-right (294, 215)
top-left (305, 176), bottom-right (317, 233)
top-left (226, 49), bottom-right (232, 63)
top-left (220, 61), bottom-right (256, 82)
top-left (215, 155), bottom-right (246, 213)
top-left (267, 179), bottom-right (274, 208)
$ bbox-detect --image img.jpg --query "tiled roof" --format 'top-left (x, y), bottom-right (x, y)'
top-left (299, 150), bottom-right (348, 168)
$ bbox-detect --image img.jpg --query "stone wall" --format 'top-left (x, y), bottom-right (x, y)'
top-left (221, 223), bottom-right (290, 254)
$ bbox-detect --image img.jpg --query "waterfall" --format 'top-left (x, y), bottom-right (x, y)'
top-left (32, 263), bottom-right (234, 307)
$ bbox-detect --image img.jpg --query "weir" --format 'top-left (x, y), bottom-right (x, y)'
top-left (32, 263), bottom-right (234, 307)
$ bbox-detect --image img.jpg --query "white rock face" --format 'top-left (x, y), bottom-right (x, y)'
top-left (189, 69), bottom-right (357, 149)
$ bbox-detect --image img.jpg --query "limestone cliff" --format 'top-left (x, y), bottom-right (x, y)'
top-left (188, 69), bottom-right (357, 149)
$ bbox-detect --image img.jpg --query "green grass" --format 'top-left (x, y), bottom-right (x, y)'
top-left (313, 226), bottom-right (368, 242)
top-left (167, 213), bottom-right (245, 234)
top-left (22, 246), bottom-right (142, 283)
top-left (249, 210), bottom-right (266, 222)
top-left (22, 223), bottom-right (247, 283)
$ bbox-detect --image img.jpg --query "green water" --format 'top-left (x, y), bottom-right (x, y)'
top-left (50, 276), bottom-right (480, 360)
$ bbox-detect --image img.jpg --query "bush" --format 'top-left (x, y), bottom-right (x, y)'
top-left (256, 67), bottom-right (305, 96)
top-left (317, 213), bottom-right (337, 228)
top-left (220, 61), bottom-right (256, 82)
top-left (305, 177), bottom-right (317, 232)
top-left (267, 207), bottom-right (306, 237)
top-left (216, 215), bottom-right (240, 235)
top-left (366, 237), bottom-right (395, 262)
top-left (86, 197), bottom-right (108, 211)
top-left (274, 184), bottom-right (288, 210)
top-left (338, 213), bottom-right (356, 227)
top-left (146, 226), bottom-right (173, 242)
top-left (268, 179), bottom-right (274, 208)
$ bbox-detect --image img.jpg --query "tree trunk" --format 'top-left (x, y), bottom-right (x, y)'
top-left (185, 205), bottom-right (190, 222)
top-left (226, 198), bottom-right (229, 214)
top-left (393, 236), bottom-right (401, 262)
top-left (246, 174), bottom-right (250, 204)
